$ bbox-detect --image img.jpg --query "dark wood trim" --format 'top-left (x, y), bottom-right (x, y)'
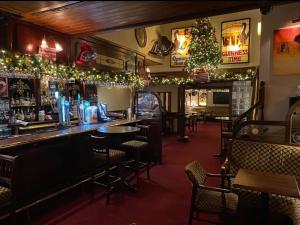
top-left (74, 36), bottom-right (146, 58)
top-left (185, 81), bottom-right (234, 90)
top-left (151, 71), bottom-right (189, 77)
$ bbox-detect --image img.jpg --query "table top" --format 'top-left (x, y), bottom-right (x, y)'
top-left (233, 169), bottom-right (300, 198)
top-left (97, 126), bottom-right (140, 135)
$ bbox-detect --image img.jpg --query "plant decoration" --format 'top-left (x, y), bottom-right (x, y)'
top-left (0, 49), bottom-right (144, 88)
top-left (0, 49), bottom-right (254, 88)
top-left (185, 18), bottom-right (221, 77)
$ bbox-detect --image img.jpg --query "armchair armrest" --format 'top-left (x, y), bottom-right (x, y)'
top-left (221, 157), bottom-right (230, 174)
top-left (198, 184), bottom-right (231, 193)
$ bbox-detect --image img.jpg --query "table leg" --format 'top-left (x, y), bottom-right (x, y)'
top-left (261, 192), bottom-right (269, 224)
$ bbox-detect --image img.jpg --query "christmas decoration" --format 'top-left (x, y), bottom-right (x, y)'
top-left (76, 41), bottom-right (97, 66)
top-left (0, 49), bottom-right (144, 88)
top-left (0, 49), bottom-right (254, 88)
top-left (185, 18), bottom-right (221, 78)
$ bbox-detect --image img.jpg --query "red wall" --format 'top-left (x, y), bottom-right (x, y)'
top-left (3, 16), bottom-right (71, 64)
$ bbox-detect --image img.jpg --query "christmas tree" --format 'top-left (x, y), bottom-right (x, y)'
top-left (185, 18), bottom-right (221, 77)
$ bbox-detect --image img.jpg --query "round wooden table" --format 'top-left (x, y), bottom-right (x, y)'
top-left (97, 125), bottom-right (141, 192)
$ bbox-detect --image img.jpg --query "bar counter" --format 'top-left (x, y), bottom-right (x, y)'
top-left (0, 119), bottom-right (141, 150)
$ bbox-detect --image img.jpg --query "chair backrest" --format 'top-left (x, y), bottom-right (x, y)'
top-left (185, 161), bottom-right (206, 186)
top-left (230, 139), bottom-right (300, 184)
top-left (136, 124), bottom-right (150, 141)
top-left (89, 134), bottom-right (107, 149)
top-left (0, 154), bottom-right (18, 189)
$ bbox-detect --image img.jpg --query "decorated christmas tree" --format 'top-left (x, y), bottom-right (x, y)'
top-left (185, 18), bottom-right (221, 78)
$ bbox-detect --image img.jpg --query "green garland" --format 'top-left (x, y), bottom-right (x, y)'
top-left (0, 49), bottom-right (144, 88)
top-left (0, 49), bottom-right (253, 87)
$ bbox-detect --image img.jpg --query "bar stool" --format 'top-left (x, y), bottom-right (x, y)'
top-left (119, 125), bottom-right (151, 189)
top-left (89, 134), bottom-right (126, 205)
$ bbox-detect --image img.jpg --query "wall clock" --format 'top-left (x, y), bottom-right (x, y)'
top-left (135, 28), bottom-right (147, 48)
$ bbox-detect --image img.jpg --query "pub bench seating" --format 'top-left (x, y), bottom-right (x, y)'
top-left (222, 139), bottom-right (300, 225)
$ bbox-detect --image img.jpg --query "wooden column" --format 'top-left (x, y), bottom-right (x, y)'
top-left (177, 85), bottom-right (188, 142)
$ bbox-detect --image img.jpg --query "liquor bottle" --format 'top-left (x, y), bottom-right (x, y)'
top-left (30, 109), bottom-right (36, 121)
top-left (11, 97), bottom-right (15, 107)
top-left (19, 109), bottom-right (24, 121)
top-left (31, 94), bottom-right (36, 106)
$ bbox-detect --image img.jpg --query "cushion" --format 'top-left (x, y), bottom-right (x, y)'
top-left (195, 189), bottom-right (238, 213)
top-left (120, 140), bottom-right (148, 149)
top-left (94, 149), bottom-right (126, 164)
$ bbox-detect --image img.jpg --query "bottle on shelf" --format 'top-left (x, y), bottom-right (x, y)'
top-left (8, 110), bottom-right (16, 124)
top-left (11, 97), bottom-right (15, 107)
top-left (30, 109), bottom-right (36, 121)
top-left (19, 109), bottom-right (24, 121)
top-left (31, 94), bottom-right (36, 106)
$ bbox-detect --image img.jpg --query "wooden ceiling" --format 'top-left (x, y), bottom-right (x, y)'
top-left (0, 1), bottom-right (289, 36)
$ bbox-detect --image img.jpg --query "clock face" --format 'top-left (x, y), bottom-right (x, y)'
top-left (135, 28), bottom-right (147, 48)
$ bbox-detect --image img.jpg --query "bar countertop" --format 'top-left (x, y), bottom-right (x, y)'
top-left (0, 119), bottom-right (141, 150)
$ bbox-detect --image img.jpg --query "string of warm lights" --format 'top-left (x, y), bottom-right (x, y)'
top-left (0, 49), bottom-right (253, 88)
top-left (0, 49), bottom-right (144, 88)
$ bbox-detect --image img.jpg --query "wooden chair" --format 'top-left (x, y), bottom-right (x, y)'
top-left (185, 161), bottom-right (238, 225)
top-left (0, 154), bottom-right (19, 224)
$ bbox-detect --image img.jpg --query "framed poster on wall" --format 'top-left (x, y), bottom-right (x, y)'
top-left (170, 27), bottom-right (192, 67)
top-left (272, 26), bottom-right (300, 75)
top-left (221, 18), bottom-right (250, 64)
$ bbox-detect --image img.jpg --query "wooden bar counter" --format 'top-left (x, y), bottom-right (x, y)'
top-left (0, 119), bottom-right (141, 150)
top-left (0, 119), bottom-right (144, 214)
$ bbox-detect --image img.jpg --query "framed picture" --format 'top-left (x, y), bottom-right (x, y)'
top-left (221, 18), bottom-right (250, 64)
top-left (272, 26), bottom-right (300, 76)
top-left (170, 27), bottom-right (192, 67)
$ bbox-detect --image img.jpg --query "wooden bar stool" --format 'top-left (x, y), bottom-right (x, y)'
top-left (119, 125), bottom-right (151, 189)
top-left (89, 135), bottom-right (126, 205)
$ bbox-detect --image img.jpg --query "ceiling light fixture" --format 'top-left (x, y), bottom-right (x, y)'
top-left (55, 42), bottom-right (63, 52)
top-left (40, 36), bottom-right (48, 49)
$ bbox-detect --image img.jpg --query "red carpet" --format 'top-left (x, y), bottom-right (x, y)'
top-left (30, 122), bottom-right (221, 225)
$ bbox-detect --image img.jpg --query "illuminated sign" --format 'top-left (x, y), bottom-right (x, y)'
top-left (221, 18), bottom-right (250, 64)
top-left (38, 47), bottom-right (57, 61)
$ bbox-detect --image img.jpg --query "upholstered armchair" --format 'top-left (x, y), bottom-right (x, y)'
top-left (185, 160), bottom-right (238, 225)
